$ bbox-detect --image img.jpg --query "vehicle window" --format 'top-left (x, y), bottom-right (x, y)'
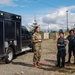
top-left (22, 26), bottom-right (31, 39)
top-left (0, 21), bottom-right (3, 43)
top-left (0, 21), bottom-right (3, 36)
top-left (22, 26), bottom-right (29, 34)
top-left (5, 21), bottom-right (15, 40)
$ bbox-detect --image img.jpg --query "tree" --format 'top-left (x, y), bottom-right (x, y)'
top-left (30, 16), bottom-right (39, 34)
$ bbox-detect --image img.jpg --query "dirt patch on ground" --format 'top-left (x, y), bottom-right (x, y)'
top-left (0, 40), bottom-right (75, 75)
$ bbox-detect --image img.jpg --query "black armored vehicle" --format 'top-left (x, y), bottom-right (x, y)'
top-left (0, 11), bottom-right (32, 63)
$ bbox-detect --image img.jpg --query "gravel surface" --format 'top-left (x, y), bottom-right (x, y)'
top-left (0, 39), bottom-right (75, 75)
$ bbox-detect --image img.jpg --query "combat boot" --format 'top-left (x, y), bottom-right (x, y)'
top-left (34, 63), bottom-right (39, 68)
top-left (34, 62), bottom-right (41, 68)
top-left (37, 62), bottom-right (41, 68)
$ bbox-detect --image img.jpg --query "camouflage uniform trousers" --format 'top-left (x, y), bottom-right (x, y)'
top-left (33, 46), bottom-right (41, 65)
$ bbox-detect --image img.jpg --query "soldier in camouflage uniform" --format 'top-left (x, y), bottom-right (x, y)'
top-left (32, 26), bottom-right (42, 68)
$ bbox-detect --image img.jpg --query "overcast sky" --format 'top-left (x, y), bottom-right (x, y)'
top-left (0, 0), bottom-right (75, 31)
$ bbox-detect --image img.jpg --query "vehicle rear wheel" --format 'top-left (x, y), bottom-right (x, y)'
top-left (5, 47), bottom-right (14, 64)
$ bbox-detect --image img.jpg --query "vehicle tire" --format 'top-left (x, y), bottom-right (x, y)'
top-left (5, 47), bottom-right (14, 64)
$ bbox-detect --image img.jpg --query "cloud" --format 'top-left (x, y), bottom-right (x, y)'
top-left (68, 5), bottom-right (75, 10)
top-left (22, 5), bottom-right (75, 31)
top-left (0, 0), bottom-right (17, 6)
top-left (40, 6), bottom-right (75, 31)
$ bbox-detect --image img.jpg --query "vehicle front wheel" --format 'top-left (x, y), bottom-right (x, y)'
top-left (5, 47), bottom-right (14, 64)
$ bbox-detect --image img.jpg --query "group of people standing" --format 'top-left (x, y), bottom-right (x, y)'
top-left (56, 30), bottom-right (75, 68)
top-left (32, 26), bottom-right (75, 68)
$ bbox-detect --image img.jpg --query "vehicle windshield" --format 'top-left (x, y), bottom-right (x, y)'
top-left (22, 26), bottom-right (30, 35)
top-left (22, 26), bottom-right (28, 31)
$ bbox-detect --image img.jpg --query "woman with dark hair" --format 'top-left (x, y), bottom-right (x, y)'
top-left (56, 32), bottom-right (66, 68)
top-left (32, 26), bottom-right (42, 68)
top-left (66, 29), bottom-right (75, 64)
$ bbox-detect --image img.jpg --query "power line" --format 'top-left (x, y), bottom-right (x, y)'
top-left (34, 0), bottom-right (58, 8)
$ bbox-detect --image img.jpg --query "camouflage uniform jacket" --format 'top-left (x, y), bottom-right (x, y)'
top-left (32, 33), bottom-right (42, 47)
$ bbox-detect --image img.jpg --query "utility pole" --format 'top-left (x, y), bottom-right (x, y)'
top-left (48, 25), bottom-right (49, 32)
top-left (66, 10), bottom-right (69, 31)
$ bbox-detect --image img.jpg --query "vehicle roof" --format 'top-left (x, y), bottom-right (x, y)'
top-left (0, 10), bottom-right (21, 17)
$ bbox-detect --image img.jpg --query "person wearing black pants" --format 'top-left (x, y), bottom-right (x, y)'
top-left (56, 32), bottom-right (66, 68)
top-left (66, 30), bottom-right (75, 64)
